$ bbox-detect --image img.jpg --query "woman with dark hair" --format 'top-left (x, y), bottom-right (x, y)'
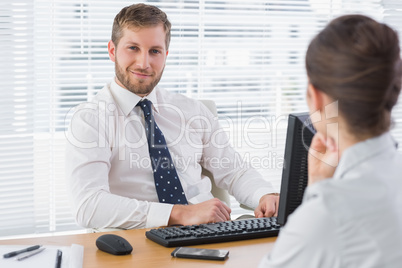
top-left (259, 14), bottom-right (402, 267)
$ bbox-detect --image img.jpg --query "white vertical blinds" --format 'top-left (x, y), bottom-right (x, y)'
top-left (1, 0), bottom-right (401, 238)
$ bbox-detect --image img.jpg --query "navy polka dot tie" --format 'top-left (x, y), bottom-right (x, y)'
top-left (137, 99), bottom-right (188, 205)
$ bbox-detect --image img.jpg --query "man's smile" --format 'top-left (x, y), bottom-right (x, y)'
top-left (130, 70), bottom-right (152, 79)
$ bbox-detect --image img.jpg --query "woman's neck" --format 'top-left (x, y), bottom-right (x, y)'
top-left (330, 119), bottom-right (376, 158)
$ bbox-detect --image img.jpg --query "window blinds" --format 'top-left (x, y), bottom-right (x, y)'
top-left (0, 1), bottom-right (37, 236)
top-left (1, 0), bottom-right (401, 238)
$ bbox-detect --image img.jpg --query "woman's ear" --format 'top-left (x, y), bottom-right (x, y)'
top-left (307, 82), bottom-right (324, 112)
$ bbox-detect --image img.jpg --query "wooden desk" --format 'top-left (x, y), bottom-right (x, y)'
top-left (0, 229), bottom-right (277, 267)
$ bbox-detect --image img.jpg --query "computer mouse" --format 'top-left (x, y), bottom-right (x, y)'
top-left (96, 234), bottom-right (133, 255)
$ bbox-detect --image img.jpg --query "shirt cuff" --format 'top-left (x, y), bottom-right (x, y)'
top-left (146, 202), bottom-right (174, 228)
top-left (252, 187), bottom-right (277, 208)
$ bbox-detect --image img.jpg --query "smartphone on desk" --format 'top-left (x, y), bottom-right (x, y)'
top-left (171, 247), bottom-right (229, 261)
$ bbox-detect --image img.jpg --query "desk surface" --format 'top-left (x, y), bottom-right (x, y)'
top-left (0, 228), bottom-right (276, 268)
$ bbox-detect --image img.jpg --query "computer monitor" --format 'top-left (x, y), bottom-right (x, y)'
top-left (277, 112), bottom-right (316, 225)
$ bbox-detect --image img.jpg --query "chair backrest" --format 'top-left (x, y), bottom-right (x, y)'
top-left (198, 100), bottom-right (231, 208)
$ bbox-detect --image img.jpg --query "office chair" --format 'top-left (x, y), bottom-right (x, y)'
top-left (198, 99), bottom-right (232, 208)
top-left (199, 100), bottom-right (253, 212)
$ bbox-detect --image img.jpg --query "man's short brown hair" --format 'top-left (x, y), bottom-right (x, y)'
top-left (111, 3), bottom-right (171, 49)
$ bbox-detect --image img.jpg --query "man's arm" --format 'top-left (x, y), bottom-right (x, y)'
top-left (66, 106), bottom-right (171, 229)
top-left (168, 198), bottom-right (231, 226)
top-left (198, 104), bottom-right (278, 215)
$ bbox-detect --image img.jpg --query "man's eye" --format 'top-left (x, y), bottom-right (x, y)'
top-left (151, 49), bottom-right (160, 54)
top-left (129, 46), bottom-right (138, 50)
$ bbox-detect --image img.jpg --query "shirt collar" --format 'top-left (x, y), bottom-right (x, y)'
top-left (333, 132), bottom-right (397, 180)
top-left (110, 78), bottom-right (159, 116)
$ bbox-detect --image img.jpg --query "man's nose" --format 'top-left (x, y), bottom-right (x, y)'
top-left (136, 52), bottom-right (150, 69)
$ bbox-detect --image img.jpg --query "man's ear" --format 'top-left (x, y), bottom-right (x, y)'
top-left (108, 40), bottom-right (116, 62)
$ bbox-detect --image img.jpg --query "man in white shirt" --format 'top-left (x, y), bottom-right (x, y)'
top-left (66, 3), bottom-right (279, 229)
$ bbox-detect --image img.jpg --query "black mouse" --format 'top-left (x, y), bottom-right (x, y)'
top-left (96, 234), bottom-right (133, 255)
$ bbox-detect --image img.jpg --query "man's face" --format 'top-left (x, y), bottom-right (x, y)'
top-left (108, 24), bottom-right (168, 96)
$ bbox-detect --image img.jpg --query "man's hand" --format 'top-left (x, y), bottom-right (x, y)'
top-left (308, 132), bottom-right (338, 186)
top-left (168, 198), bottom-right (231, 226)
top-left (254, 193), bottom-right (280, 218)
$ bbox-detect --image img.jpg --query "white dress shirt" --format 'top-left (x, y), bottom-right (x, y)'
top-left (259, 132), bottom-right (402, 267)
top-left (66, 79), bottom-right (274, 229)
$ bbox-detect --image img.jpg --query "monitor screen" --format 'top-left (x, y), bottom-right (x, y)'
top-left (277, 112), bottom-right (316, 225)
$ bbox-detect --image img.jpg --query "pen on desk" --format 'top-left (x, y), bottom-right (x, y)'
top-left (3, 245), bottom-right (42, 258)
top-left (17, 247), bottom-right (46, 261)
top-left (55, 249), bottom-right (62, 268)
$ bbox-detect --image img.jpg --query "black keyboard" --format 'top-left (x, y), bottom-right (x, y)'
top-left (145, 217), bottom-right (281, 247)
